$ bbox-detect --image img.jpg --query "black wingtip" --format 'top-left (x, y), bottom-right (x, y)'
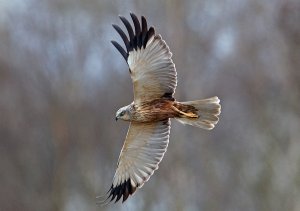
top-left (130, 13), bottom-right (142, 49)
top-left (97, 179), bottom-right (137, 205)
top-left (112, 14), bottom-right (156, 61)
top-left (119, 16), bottom-right (134, 43)
top-left (143, 26), bottom-right (155, 48)
top-left (111, 40), bottom-right (128, 61)
top-left (112, 24), bottom-right (130, 51)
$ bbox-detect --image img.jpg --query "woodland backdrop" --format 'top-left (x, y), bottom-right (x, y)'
top-left (0, 0), bottom-right (300, 210)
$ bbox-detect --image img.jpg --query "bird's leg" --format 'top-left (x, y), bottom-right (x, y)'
top-left (171, 105), bottom-right (198, 118)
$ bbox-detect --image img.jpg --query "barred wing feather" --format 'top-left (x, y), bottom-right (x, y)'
top-left (111, 13), bottom-right (177, 104)
top-left (102, 120), bottom-right (171, 203)
top-left (128, 35), bottom-right (177, 104)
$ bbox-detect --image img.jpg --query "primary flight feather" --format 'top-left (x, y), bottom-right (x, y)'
top-left (98, 13), bottom-right (221, 204)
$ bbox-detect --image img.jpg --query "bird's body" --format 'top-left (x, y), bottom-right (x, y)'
top-left (98, 13), bottom-right (221, 204)
top-left (118, 99), bottom-right (198, 123)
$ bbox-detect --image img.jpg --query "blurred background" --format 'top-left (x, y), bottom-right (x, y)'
top-left (0, 0), bottom-right (300, 210)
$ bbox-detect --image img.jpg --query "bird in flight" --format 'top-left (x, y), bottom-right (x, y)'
top-left (98, 13), bottom-right (221, 204)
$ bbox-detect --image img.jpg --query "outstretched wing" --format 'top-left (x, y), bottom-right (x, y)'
top-left (100, 120), bottom-right (170, 204)
top-left (111, 13), bottom-right (177, 104)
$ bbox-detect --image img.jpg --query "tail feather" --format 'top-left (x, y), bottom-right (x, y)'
top-left (175, 96), bottom-right (221, 130)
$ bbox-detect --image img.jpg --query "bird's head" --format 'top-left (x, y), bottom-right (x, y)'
top-left (115, 105), bottom-right (131, 121)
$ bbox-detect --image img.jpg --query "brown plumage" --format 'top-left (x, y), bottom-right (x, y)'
top-left (131, 99), bottom-right (198, 122)
top-left (97, 13), bottom-right (221, 205)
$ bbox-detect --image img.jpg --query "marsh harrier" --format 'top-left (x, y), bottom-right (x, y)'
top-left (98, 13), bottom-right (221, 204)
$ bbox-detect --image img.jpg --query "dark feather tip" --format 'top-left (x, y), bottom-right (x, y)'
top-left (112, 13), bottom-right (156, 61)
top-left (97, 179), bottom-right (137, 205)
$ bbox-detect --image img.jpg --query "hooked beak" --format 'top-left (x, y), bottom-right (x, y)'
top-left (115, 117), bottom-right (118, 121)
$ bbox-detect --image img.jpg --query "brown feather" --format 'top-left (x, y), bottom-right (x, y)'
top-left (130, 99), bottom-right (198, 122)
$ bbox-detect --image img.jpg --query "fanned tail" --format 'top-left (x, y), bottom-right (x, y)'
top-left (175, 96), bottom-right (221, 130)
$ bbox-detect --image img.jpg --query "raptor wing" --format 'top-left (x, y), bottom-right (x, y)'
top-left (111, 13), bottom-right (177, 104)
top-left (101, 120), bottom-right (171, 203)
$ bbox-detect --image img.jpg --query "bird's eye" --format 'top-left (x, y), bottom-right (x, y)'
top-left (120, 111), bottom-right (125, 116)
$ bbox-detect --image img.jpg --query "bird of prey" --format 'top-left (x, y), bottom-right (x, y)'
top-left (98, 13), bottom-right (221, 204)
